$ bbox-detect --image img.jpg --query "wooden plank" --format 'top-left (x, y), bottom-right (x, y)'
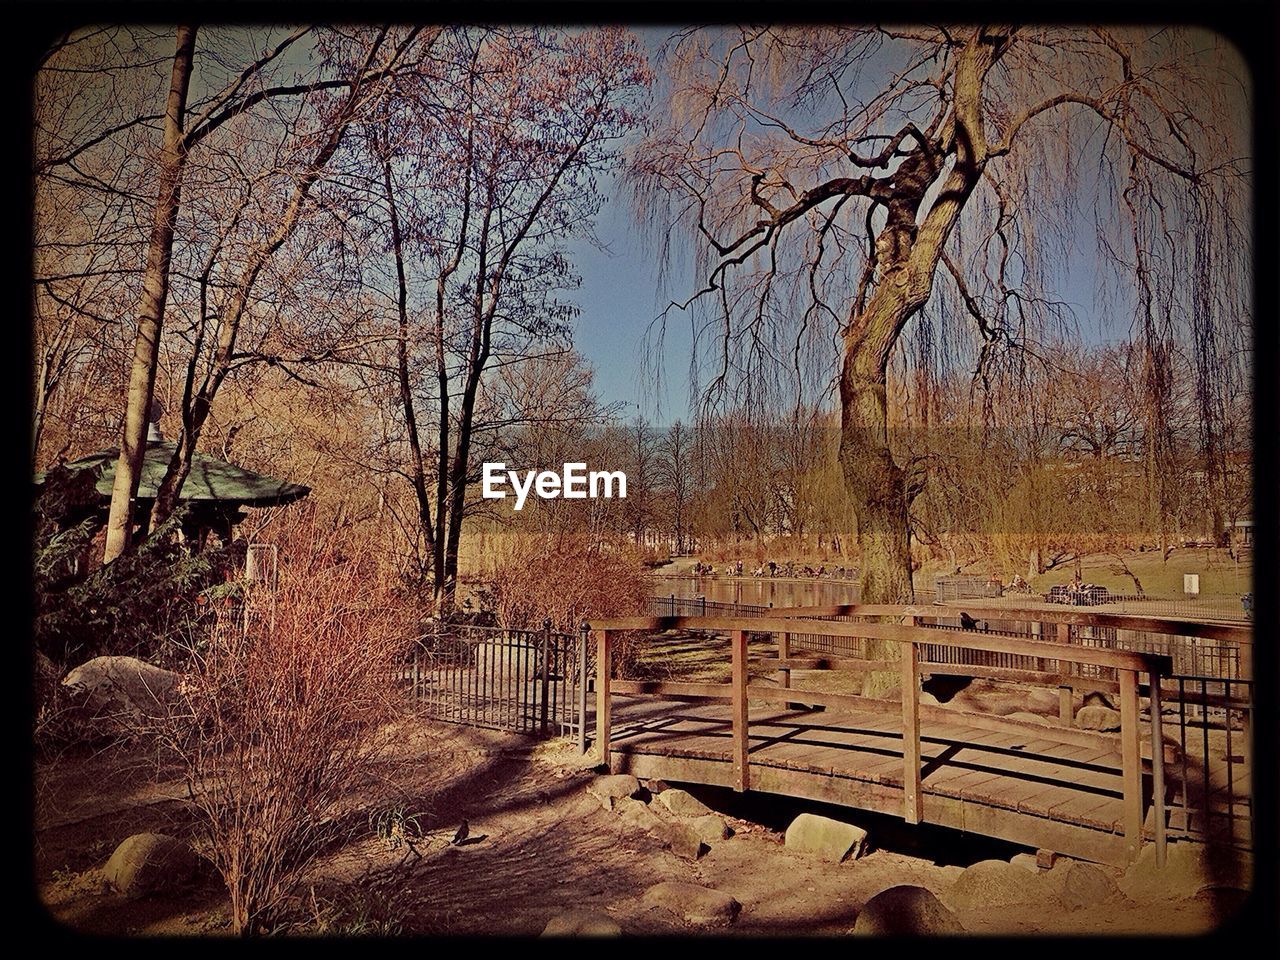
top-left (764, 604), bottom-right (1252, 643)
top-left (1118, 669), bottom-right (1144, 861)
top-left (902, 639), bottom-right (923, 824)
top-left (732, 629), bottom-right (749, 791)
top-left (596, 629), bottom-right (612, 766)
top-left (610, 680), bottom-right (732, 699)
top-left (588, 615), bottom-right (1171, 673)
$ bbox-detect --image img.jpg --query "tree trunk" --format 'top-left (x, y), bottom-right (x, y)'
top-left (102, 25), bottom-right (197, 563)
top-left (839, 360), bottom-right (914, 606)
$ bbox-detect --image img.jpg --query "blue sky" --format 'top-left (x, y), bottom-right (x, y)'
top-left (565, 28), bottom-right (1151, 428)
top-left (568, 170), bottom-right (1129, 429)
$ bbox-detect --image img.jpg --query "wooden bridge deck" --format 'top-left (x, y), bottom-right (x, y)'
top-left (589, 610), bottom-right (1254, 868)
top-left (607, 696), bottom-right (1148, 865)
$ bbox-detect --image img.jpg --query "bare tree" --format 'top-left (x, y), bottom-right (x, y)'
top-left (634, 25), bottom-right (1250, 602)
top-left (350, 27), bottom-right (650, 605)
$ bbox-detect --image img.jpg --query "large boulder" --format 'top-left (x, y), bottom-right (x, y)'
top-left (62, 656), bottom-right (180, 728)
top-left (663, 822), bottom-right (708, 860)
top-left (852, 885), bottom-right (965, 936)
top-left (1120, 842), bottom-right (1252, 902)
top-left (587, 774), bottom-right (641, 810)
top-left (541, 910), bottom-right (622, 936)
top-left (784, 813), bottom-right (868, 862)
top-left (643, 882), bottom-right (740, 926)
top-left (1054, 861), bottom-right (1122, 911)
top-left (1075, 705), bottom-right (1122, 731)
top-left (946, 859), bottom-right (1056, 910)
top-left (655, 788), bottom-right (712, 818)
top-left (690, 814), bottom-right (731, 843)
top-left (103, 833), bottom-right (208, 900)
top-left (616, 797), bottom-right (667, 834)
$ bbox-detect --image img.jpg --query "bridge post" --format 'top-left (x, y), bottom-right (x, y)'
top-left (901, 628), bottom-right (923, 824)
top-left (596, 629), bottom-right (612, 768)
top-left (1149, 672), bottom-right (1167, 867)
top-left (1118, 667), bottom-right (1144, 862)
top-left (732, 629), bottom-right (749, 791)
top-left (776, 632), bottom-right (791, 690)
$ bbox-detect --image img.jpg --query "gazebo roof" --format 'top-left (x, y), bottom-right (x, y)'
top-left (48, 441), bottom-right (310, 509)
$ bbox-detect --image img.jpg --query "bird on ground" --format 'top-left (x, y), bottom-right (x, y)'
top-left (959, 612), bottom-right (978, 631)
top-left (452, 819), bottom-right (469, 845)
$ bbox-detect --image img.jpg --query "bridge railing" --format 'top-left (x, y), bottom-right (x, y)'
top-left (590, 609), bottom-right (1181, 865)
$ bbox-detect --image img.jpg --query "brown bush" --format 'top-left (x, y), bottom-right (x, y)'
top-left (484, 533), bottom-right (652, 632)
top-left (158, 528), bottom-right (413, 935)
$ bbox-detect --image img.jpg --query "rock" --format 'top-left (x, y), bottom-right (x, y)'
top-left (643, 779), bottom-right (672, 795)
top-left (103, 833), bottom-right (207, 900)
top-left (655, 788), bottom-right (712, 817)
top-left (690, 814), bottom-right (731, 843)
top-left (1055, 861), bottom-right (1121, 911)
top-left (664, 822), bottom-right (708, 860)
top-left (784, 813), bottom-right (868, 862)
top-left (541, 909), bottom-right (622, 936)
top-left (1005, 711), bottom-right (1053, 726)
top-left (852, 885), bottom-right (965, 936)
top-left (1011, 853), bottom-right (1040, 873)
top-left (643, 882), bottom-right (740, 926)
top-left (62, 656), bottom-right (180, 727)
top-left (1082, 691), bottom-right (1116, 709)
top-left (616, 797), bottom-right (666, 834)
top-left (946, 859), bottom-right (1056, 910)
top-left (587, 774), bottom-right (641, 810)
top-left (1075, 704), bottom-right (1122, 731)
top-left (1120, 842), bottom-right (1253, 902)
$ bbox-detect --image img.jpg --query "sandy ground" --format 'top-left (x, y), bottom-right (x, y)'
top-left (35, 718), bottom-right (1240, 937)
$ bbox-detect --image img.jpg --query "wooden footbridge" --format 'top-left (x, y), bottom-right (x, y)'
top-left (587, 606), bottom-right (1253, 868)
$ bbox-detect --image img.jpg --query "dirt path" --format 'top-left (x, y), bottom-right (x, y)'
top-left (36, 719), bottom-right (1236, 936)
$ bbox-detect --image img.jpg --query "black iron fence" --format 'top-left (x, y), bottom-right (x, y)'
top-left (394, 623), bottom-right (588, 739)
top-left (1164, 675), bottom-right (1253, 850)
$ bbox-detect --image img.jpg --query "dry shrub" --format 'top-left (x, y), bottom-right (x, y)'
top-left (484, 534), bottom-right (653, 680)
top-left (159, 528), bottom-right (413, 935)
top-left (485, 533), bottom-right (652, 632)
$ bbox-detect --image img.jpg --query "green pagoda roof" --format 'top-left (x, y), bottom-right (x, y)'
top-left (45, 441), bottom-right (310, 508)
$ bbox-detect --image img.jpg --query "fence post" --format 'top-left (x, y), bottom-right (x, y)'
top-left (731, 629), bottom-right (749, 791)
top-left (700, 594), bottom-right (707, 617)
top-left (776, 631), bottom-right (791, 690)
top-left (539, 618), bottom-right (552, 735)
top-left (596, 629), bottom-right (612, 768)
top-left (901, 639), bottom-right (923, 823)
top-left (901, 623), bottom-right (923, 824)
top-left (577, 622), bottom-right (589, 754)
top-left (1118, 667), bottom-right (1144, 862)
top-left (1148, 670), bottom-right (1167, 867)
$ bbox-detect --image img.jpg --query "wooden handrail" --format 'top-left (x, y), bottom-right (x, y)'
top-left (589, 614), bottom-right (1172, 675)
top-left (765, 603), bottom-right (1251, 642)
top-left (590, 607), bottom-right (1186, 866)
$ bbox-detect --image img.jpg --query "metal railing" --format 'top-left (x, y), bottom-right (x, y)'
top-left (393, 622), bottom-right (588, 740)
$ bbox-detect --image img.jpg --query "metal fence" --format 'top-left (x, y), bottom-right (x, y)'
top-left (649, 594), bottom-right (771, 618)
top-left (394, 623), bottom-right (588, 739)
top-left (1165, 675), bottom-right (1253, 850)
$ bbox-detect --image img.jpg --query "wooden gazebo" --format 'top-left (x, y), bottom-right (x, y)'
top-left (37, 438), bottom-right (310, 549)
